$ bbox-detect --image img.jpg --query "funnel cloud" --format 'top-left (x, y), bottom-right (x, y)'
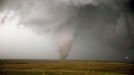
top-left (0, 0), bottom-right (134, 61)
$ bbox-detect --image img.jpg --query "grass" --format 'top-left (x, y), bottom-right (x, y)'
top-left (0, 60), bottom-right (133, 75)
top-left (0, 71), bottom-right (125, 75)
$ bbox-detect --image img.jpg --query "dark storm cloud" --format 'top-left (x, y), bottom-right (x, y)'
top-left (0, 0), bottom-right (134, 61)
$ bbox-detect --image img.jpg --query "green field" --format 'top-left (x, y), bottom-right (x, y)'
top-left (0, 60), bottom-right (134, 75)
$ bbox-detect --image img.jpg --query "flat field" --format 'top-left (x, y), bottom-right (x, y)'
top-left (0, 60), bottom-right (134, 75)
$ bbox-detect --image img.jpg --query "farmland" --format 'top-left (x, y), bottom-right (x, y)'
top-left (0, 60), bottom-right (134, 75)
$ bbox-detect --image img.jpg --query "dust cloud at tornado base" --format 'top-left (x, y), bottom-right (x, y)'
top-left (0, 0), bottom-right (134, 61)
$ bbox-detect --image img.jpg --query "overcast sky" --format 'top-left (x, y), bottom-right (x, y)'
top-left (0, 0), bottom-right (134, 61)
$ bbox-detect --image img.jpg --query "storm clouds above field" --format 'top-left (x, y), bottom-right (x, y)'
top-left (0, 0), bottom-right (134, 61)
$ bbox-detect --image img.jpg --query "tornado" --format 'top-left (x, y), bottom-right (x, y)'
top-left (57, 28), bottom-right (74, 60)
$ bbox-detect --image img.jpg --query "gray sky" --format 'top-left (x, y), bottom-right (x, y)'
top-left (0, 0), bottom-right (134, 61)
